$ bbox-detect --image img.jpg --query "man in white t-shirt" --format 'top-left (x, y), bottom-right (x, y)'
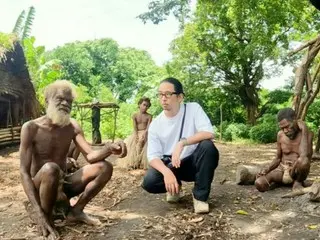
top-left (141, 77), bottom-right (219, 214)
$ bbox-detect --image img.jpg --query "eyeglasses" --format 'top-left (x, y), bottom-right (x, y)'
top-left (156, 92), bottom-right (178, 99)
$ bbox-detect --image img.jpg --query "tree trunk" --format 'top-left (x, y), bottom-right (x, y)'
top-left (92, 107), bottom-right (101, 144)
top-left (292, 35), bottom-right (320, 118)
top-left (316, 128), bottom-right (320, 153)
top-left (246, 104), bottom-right (257, 125)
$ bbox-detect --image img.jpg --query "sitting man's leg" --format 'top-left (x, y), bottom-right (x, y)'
top-left (64, 160), bottom-right (113, 225)
top-left (291, 157), bottom-right (311, 189)
top-left (255, 169), bottom-right (283, 192)
top-left (32, 162), bottom-right (61, 226)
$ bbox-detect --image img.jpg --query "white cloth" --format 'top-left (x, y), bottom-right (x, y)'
top-left (147, 102), bottom-right (213, 162)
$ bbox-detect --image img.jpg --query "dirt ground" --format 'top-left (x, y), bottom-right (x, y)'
top-left (1, 142), bottom-right (320, 240)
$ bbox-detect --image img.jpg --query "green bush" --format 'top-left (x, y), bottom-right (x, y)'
top-left (224, 123), bottom-right (250, 141)
top-left (249, 113), bottom-right (278, 143)
top-left (249, 122), bottom-right (278, 143)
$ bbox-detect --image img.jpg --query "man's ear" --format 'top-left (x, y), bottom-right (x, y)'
top-left (178, 93), bottom-right (184, 103)
top-left (45, 97), bottom-right (49, 107)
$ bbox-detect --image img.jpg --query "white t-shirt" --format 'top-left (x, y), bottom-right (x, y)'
top-left (147, 102), bottom-right (214, 162)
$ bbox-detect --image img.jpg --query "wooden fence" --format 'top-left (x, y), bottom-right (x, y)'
top-left (0, 126), bottom-right (21, 147)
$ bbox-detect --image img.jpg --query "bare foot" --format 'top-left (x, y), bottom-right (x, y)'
top-left (293, 181), bottom-right (304, 190)
top-left (303, 180), bottom-right (313, 187)
top-left (66, 208), bottom-right (101, 226)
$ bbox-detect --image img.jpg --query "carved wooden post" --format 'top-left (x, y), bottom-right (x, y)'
top-left (92, 106), bottom-right (101, 144)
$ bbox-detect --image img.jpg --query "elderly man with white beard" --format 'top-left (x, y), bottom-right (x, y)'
top-left (19, 80), bottom-right (127, 239)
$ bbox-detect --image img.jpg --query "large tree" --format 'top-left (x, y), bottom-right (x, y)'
top-left (47, 39), bottom-right (161, 102)
top-left (141, 0), bottom-right (319, 124)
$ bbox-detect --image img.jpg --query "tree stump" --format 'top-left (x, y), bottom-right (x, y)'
top-left (236, 165), bottom-right (263, 185)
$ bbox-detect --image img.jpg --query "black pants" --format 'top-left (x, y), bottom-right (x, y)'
top-left (141, 140), bottom-right (219, 201)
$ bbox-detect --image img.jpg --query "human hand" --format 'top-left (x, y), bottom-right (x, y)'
top-left (171, 141), bottom-right (184, 168)
top-left (66, 157), bottom-right (79, 171)
top-left (297, 120), bottom-right (307, 131)
top-left (36, 211), bottom-right (59, 239)
top-left (110, 141), bottom-right (127, 158)
top-left (256, 168), bottom-right (269, 178)
top-left (163, 169), bottom-right (179, 195)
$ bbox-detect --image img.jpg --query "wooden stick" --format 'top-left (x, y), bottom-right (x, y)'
top-left (65, 226), bottom-right (83, 234)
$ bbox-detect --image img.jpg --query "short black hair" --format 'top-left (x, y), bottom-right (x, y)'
top-left (277, 108), bottom-right (296, 122)
top-left (138, 97), bottom-right (151, 108)
top-left (160, 77), bottom-right (184, 95)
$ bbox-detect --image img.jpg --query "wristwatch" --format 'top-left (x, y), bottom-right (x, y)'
top-left (180, 137), bottom-right (188, 146)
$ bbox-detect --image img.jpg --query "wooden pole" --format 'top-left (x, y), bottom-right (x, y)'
top-left (113, 108), bottom-right (119, 143)
top-left (220, 104), bottom-right (223, 141)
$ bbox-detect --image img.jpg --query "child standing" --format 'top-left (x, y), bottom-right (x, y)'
top-left (119, 97), bottom-right (152, 169)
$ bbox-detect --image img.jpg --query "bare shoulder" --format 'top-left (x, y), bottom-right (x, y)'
top-left (277, 130), bottom-right (283, 139)
top-left (21, 118), bottom-right (40, 133)
top-left (70, 118), bottom-right (83, 134)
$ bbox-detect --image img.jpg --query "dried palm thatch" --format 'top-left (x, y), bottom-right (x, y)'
top-left (0, 32), bottom-right (39, 130)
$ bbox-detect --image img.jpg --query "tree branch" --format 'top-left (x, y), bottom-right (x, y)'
top-left (288, 37), bottom-right (319, 57)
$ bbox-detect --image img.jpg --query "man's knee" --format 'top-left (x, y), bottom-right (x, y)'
top-left (296, 157), bottom-right (310, 170)
top-left (294, 158), bottom-right (310, 180)
top-left (198, 140), bottom-right (219, 165)
top-left (141, 175), bottom-right (155, 193)
top-left (255, 177), bottom-right (269, 192)
top-left (198, 139), bottom-right (219, 154)
top-left (42, 162), bottom-right (60, 179)
top-left (141, 170), bottom-right (163, 194)
top-left (97, 161), bottom-right (113, 179)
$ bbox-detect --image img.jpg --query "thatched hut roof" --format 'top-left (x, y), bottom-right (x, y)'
top-left (0, 33), bottom-right (39, 125)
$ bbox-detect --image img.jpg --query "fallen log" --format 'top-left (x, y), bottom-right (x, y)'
top-left (236, 165), bottom-right (263, 185)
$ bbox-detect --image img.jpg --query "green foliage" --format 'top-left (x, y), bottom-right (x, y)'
top-left (21, 6), bottom-right (35, 40)
top-left (12, 6), bottom-right (36, 41)
top-left (111, 48), bottom-right (161, 102)
top-left (161, 0), bottom-right (320, 124)
top-left (249, 114), bottom-right (278, 143)
top-left (0, 32), bottom-right (16, 60)
top-left (12, 10), bottom-right (25, 34)
top-left (259, 88), bottom-right (292, 117)
top-left (23, 37), bottom-right (62, 108)
top-left (305, 100), bottom-right (320, 133)
top-left (138, 0), bottom-right (190, 25)
top-left (224, 123), bottom-right (250, 141)
top-left (47, 40), bottom-right (161, 103)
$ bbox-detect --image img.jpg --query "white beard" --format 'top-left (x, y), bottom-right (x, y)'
top-left (46, 103), bottom-right (71, 127)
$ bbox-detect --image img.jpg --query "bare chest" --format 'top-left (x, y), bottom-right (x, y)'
top-left (33, 127), bottom-right (75, 160)
top-left (136, 114), bottom-right (150, 124)
top-left (280, 135), bottom-right (301, 155)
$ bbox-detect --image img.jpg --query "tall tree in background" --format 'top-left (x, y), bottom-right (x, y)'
top-left (138, 0), bottom-right (190, 27)
top-left (141, 0), bottom-right (319, 124)
top-left (47, 40), bottom-right (161, 102)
